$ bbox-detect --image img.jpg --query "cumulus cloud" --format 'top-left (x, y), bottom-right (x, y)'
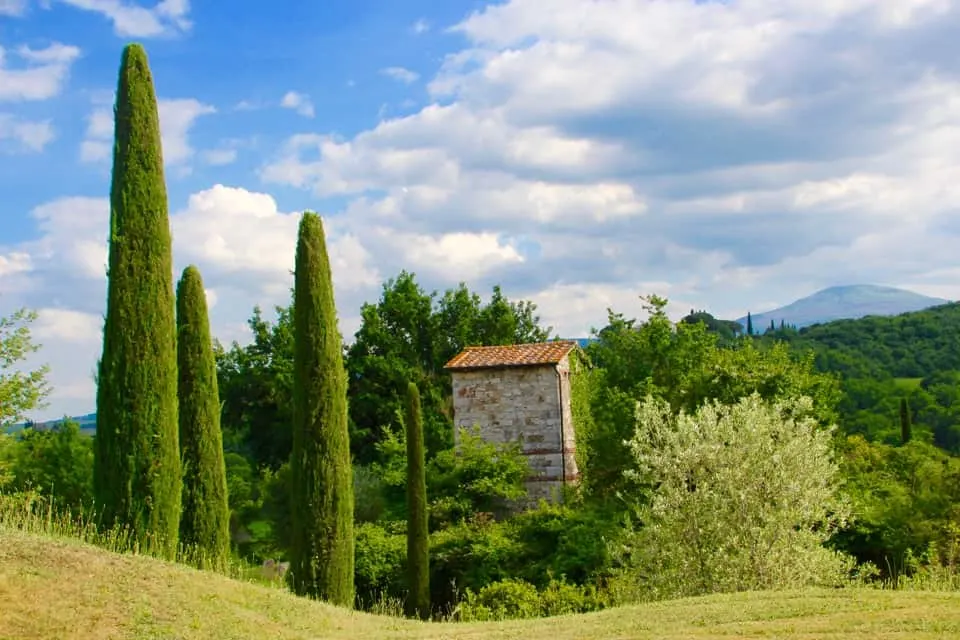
top-left (60, 0), bottom-right (192, 38)
top-left (80, 96), bottom-right (215, 167)
top-left (381, 66), bottom-right (420, 84)
top-left (0, 114), bottom-right (55, 152)
top-left (0, 42), bottom-right (81, 101)
top-left (1, 186), bottom-right (379, 419)
top-left (280, 91), bottom-right (315, 118)
top-left (259, 0), bottom-right (960, 328)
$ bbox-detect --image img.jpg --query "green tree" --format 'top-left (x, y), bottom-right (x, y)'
top-left (6, 419), bottom-right (93, 512)
top-left (404, 381), bottom-right (430, 619)
top-left (899, 397), bottom-right (912, 445)
top-left (622, 394), bottom-right (852, 600)
top-left (0, 308), bottom-right (50, 426)
top-left (346, 274), bottom-right (551, 464)
top-left (289, 212), bottom-right (355, 605)
top-left (176, 266), bottom-right (231, 566)
top-left (94, 43), bottom-right (181, 558)
top-left (215, 304), bottom-right (294, 469)
top-left (746, 311), bottom-right (754, 336)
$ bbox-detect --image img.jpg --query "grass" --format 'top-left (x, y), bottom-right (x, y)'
top-left (3, 530), bottom-right (960, 639)
top-left (893, 377), bottom-right (924, 391)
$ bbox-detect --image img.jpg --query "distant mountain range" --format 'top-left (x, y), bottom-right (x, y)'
top-left (735, 285), bottom-right (950, 331)
top-left (3, 413), bottom-right (96, 436)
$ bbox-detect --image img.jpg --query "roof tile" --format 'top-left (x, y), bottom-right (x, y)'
top-left (444, 341), bottom-right (578, 370)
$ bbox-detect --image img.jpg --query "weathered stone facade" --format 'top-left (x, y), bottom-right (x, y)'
top-left (446, 342), bottom-right (579, 503)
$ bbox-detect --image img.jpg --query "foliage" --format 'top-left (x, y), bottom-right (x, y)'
top-left (426, 428), bottom-right (529, 525)
top-left (404, 382), bottom-right (430, 619)
top-left (289, 212), bottom-right (355, 605)
top-left (176, 266), bottom-right (231, 567)
top-left (354, 520), bottom-right (407, 609)
top-left (346, 275), bottom-right (551, 463)
top-left (1, 420), bottom-right (93, 512)
top-left (0, 308), bottom-right (50, 426)
top-left (833, 436), bottom-right (960, 580)
top-left (457, 578), bottom-right (609, 621)
top-left (94, 43), bottom-right (181, 559)
top-left (621, 394), bottom-right (853, 600)
top-left (580, 295), bottom-right (839, 500)
top-left (215, 303), bottom-right (294, 469)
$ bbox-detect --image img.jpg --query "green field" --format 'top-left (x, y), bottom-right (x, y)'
top-left (893, 377), bottom-right (924, 391)
top-left (2, 530), bottom-right (960, 639)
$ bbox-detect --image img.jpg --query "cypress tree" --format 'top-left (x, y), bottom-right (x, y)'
top-left (94, 43), bottom-right (180, 558)
top-left (746, 312), bottom-right (753, 336)
top-left (289, 212), bottom-right (355, 605)
top-left (176, 266), bottom-right (231, 567)
top-left (900, 397), bottom-right (912, 445)
top-left (404, 381), bottom-right (430, 619)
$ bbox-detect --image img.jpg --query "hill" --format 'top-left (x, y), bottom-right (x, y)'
top-left (737, 285), bottom-right (949, 330)
top-left (1, 531), bottom-right (959, 639)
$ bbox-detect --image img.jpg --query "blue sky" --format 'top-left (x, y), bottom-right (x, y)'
top-left (2, 0), bottom-right (960, 419)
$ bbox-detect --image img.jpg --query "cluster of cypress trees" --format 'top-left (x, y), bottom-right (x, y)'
top-left (93, 44), bottom-right (230, 565)
top-left (93, 42), bottom-right (430, 615)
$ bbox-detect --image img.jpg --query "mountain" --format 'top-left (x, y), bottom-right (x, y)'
top-left (736, 285), bottom-right (950, 331)
top-left (3, 413), bottom-right (96, 436)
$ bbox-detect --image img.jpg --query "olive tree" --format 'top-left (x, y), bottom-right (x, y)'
top-left (621, 393), bottom-right (853, 600)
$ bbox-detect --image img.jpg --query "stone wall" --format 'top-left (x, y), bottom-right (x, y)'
top-left (451, 357), bottom-right (578, 503)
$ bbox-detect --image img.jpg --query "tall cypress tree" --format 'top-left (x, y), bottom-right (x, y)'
top-left (289, 212), bottom-right (355, 605)
top-left (404, 381), bottom-right (430, 619)
top-left (900, 397), bottom-right (912, 445)
top-left (176, 266), bottom-right (231, 566)
top-left (94, 43), bottom-right (180, 558)
top-left (746, 312), bottom-right (754, 336)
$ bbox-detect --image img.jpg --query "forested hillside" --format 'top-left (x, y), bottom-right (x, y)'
top-left (747, 303), bottom-right (960, 451)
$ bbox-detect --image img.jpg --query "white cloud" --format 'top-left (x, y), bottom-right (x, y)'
top-left (80, 96), bottom-right (215, 167)
top-left (0, 114), bottom-right (55, 151)
top-left (381, 66), bottom-right (420, 84)
top-left (0, 0), bottom-right (27, 16)
top-left (0, 186), bottom-right (380, 419)
top-left (256, 0), bottom-right (960, 336)
top-left (280, 91), bottom-right (315, 118)
top-left (59, 0), bottom-right (192, 38)
top-left (202, 148), bottom-right (238, 165)
top-left (0, 43), bottom-right (81, 101)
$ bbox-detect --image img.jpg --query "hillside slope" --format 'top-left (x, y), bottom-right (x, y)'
top-left (2, 531), bottom-right (960, 639)
top-left (737, 285), bottom-right (949, 330)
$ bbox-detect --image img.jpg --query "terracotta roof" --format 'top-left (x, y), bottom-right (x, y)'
top-left (444, 341), bottom-right (578, 371)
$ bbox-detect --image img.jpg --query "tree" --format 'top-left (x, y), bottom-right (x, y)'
top-left (94, 43), bottom-right (181, 558)
top-left (0, 308), bottom-right (49, 426)
top-left (899, 397), bottom-right (912, 445)
top-left (176, 266), bottom-right (231, 567)
top-left (215, 304), bottom-right (295, 469)
top-left (623, 394), bottom-right (852, 599)
top-left (746, 312), bottom-right (754, 336)
top-left (404, 381), bottom-right (430, 619)
top-left (346, 274), bottom-right (551, 464)
top-left (289, 212), bottom-right (355, 605)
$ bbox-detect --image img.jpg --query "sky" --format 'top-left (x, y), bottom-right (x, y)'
top-left (2, 0), bottom-right (960, 420)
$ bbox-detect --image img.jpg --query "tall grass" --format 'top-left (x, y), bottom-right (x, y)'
top-left (0, 490), bottom-right (273, 585)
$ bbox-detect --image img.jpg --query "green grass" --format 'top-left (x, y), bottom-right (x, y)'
top-left (2, 529), bottom-right (960, 639)
top-left (893, 377), bottom-right (924, 391)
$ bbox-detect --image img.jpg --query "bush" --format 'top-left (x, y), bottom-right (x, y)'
top-left (457, 578), bottom-right (610, 621)
top-left (354, 521), bottom-right (407, 608)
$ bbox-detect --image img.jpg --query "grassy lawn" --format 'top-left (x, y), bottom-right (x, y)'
top-left (2, 530), bottom-right (960, 639)
top-left (893, 377), bottom-right (924, 391)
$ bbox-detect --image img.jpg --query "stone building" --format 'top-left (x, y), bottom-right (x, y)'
top-left (444, 341), bottom-right (580, 503)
